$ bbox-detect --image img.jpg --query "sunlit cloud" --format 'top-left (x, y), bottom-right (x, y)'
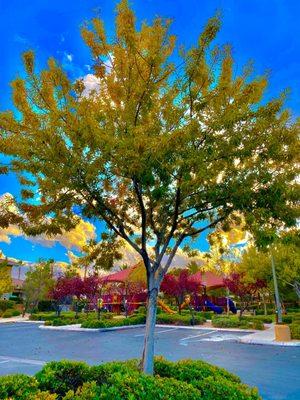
top-left (0, 192), bottom-right (96, 251)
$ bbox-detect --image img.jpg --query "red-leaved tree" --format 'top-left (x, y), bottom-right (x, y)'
top-left (223, 273), bottom-right (266, 318)
top-left (50, 275), bottom-right (101, 315)
top-left (160, 269), bottom-right (202, 313)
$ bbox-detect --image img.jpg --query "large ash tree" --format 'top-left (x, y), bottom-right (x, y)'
top-left (0, 0), bottom-right (299, 373)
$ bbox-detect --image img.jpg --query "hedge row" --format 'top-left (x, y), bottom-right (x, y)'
top-left (290, 323), bottom-right (300, 340)
top-left (0, 300), bottom-right (15, 312)
top-left (0, 309), bottom-right (21, 318)
top-left (30, 311), bottom-right (114, 323)
top-left (212, 316), bottom-right (264, 330)
top-left (156, 313), bottom-right (206, 326)
top-left (0, 358), bottom-right (261, 400)
top-left (81, 315), bottom-right (146, 329)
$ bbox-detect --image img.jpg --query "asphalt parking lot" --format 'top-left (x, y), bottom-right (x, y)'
top-left (0, 322), bottom-right (299, 400)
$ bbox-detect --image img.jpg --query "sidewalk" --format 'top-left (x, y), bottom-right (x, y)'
top-left (239, 323), bottom-right (300, 346)
top-left (0, 315), bottom-right (30, 324)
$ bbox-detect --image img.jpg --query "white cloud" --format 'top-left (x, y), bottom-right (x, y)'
top-left (0, 192), bottom-right (96, 251)
top-left (115, 240), bottom-right (205, 270)
top-left (82, 74), bottom-right (101, 97)
top-left (28, 219), bottom-right (96, 251)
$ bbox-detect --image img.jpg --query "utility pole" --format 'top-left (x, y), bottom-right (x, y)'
top-left (271, 251), bottom-right (282, 324)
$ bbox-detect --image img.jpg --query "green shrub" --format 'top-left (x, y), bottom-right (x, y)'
top-left (63, 382), bottom-right (100, 400)
top-left (81, 320), bottom-right (108, 329)
top-left (292, 314), bottom-right (300, 322)
top-left (0, 374), bottom-right (38, 399)
top-left (282, 315), bottom-right (293, 324)
top-left (156, 313), bottom-right (205, 326)
top-left (36, 360), bottom-right (90, 398)
top-left (30, 312), bottom-right (57, 321)
top-left (135, 305), bottom-right (147, 314)
top-left (154, 357), bottom-right (240, 384)
top-left (212, 316), bottom-right (249, 329)
top-left (0, 359), bottom-right (261, 400)
top-left (290, 323), bottom-right (300, 340)
top-left (52, 318), bottom-right (82, 326)
top-left (156, 306), bottom-right (162, 314)
top-left (98, 371), bottom-right (201, 400)
top-left (89, 360), bottom-right (139, 386)
top-left (32, 391), bottom-right (58, 399)
top-left (246, 315), bottom-right (273, 324)
top-left (251, 320), bottom-right (264, 330)
top-left (286, 307), bottom-right (300, 313)
top-left (200, 311), bottom-right (214, 320)
top-left (1, 309), bottom-right (21, 318)
top-left (0, 299), bottom-right (15, 311)
top-left (38, 300), bottom-right (55, 312)
top-left (154, 358), bottom-right (261, 400)
top-left (198, 375), bottom-right (261, 400)
top-left (81, 315), bottom-right (146, 329)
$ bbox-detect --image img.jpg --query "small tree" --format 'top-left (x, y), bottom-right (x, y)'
top-left (0, 0), bottom-right (298, 374)
top-left (224, 273), bottom-right (266, 318)
top-left (161, 269), bottom-right (201, 313)
top-left (0, 261), bottom-right (13, 297)
top-left (23, 260), bottom-right (55, 313)
top-left (50, 274), bottom-right (101, 316)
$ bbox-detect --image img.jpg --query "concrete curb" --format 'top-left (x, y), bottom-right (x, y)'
top-left (39, 324), bottom-right (146, 332)
top-left (39, 322), bottom-right (256, 334)
top-left (0, 317), bottom-right (30, 324)
top-left (17, 320), bottom-right (45, 324)
top-left (156, 324), bottom-right (256, 333)
top-left (239, 338), bottom-right (300, 346)
top-left (239, 323), bottom-right (300, 347)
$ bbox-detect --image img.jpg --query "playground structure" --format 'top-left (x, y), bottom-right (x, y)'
top-left (98, 265), bottom-right (237, 315)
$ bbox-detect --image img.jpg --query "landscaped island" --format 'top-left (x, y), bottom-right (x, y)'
top-left (0, 358), bottom-right (262, 399)
top-left (29, 308), bottom-right (300, 338)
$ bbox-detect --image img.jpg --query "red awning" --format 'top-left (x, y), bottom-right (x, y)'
top-left (191, 271), bottom-right (224, 290)
top-left (100, 265), bottom-right (137, 283)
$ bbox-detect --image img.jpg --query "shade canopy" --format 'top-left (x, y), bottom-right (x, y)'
top-left (190, 271), bottom-right (225, 290)
top-left (101, 262), bottom-right (146, 284)
top-left (102, 265), bottom-right (224, 290)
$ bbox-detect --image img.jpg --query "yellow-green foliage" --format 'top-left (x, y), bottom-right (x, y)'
top-left (0, 263), bottom-right (13, 296)
top-left (0, 0), bottom-right (299, 373)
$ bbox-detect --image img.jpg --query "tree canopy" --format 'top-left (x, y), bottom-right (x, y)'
top-left (22, 260), bottom-right (55, 311)
top-left (0, 0), bottom-right (298, 373)
top-left (237, 229), bottom-right (300, 301)
top-left (0, 261), bottom-right (13, 296)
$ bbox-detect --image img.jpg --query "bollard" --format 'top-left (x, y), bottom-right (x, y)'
top-left (274, 324), bottom-right (291, 342)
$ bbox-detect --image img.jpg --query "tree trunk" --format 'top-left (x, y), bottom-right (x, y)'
top-left (293, 281), bottom-right (300, 300)
top-left (261, 293), bottom-right (267, 316)
top-left (142, 285), bottom-right (159, 375)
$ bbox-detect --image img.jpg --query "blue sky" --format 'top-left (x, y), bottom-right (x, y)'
top-left (0, 0), bottom-right (299, 263)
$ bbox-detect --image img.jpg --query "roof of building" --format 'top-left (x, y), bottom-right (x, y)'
top-left (190, 271), bottom-right (224, 289)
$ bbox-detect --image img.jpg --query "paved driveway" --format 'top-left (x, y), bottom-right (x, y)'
top-left (0, 323), bottom-right (299, 400)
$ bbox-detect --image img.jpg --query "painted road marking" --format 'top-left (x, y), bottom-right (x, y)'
top-left (0, 360), bottom-right (9, 364)
top-left (180, 330), bottom-right (217, 341)
top-left (134, 328), bottom-right (178, 337)
top-left (0, 356), bottom-right (45, 366)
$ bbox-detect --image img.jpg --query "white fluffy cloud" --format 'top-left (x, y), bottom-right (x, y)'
top-left (115, 240), bottom-right (205, 270)
top-left (28, 219), bottom-right (96, 250)
top-left (82, 74), bottom-right (101, 96)
top-left (0, 192), bottom-right (96, 251)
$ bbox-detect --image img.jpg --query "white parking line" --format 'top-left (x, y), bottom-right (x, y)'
top-left (134, 328), bottom-right (178, 337)
top-left (0, 356), bottom-right (45, 366)
top-left (0, 360), bottom-right (9, 364)
top-left (180, 330), bottom-right (217, 341)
